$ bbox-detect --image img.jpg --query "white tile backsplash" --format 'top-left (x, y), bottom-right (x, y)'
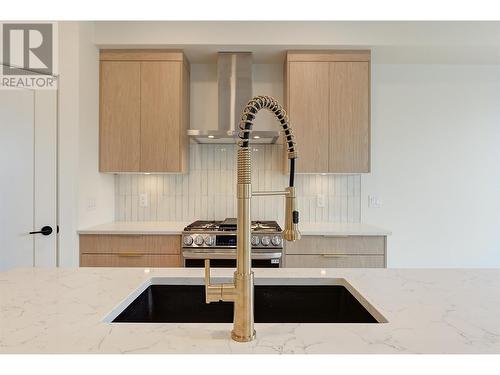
top-left (115, 144), bottom-right (361, 224)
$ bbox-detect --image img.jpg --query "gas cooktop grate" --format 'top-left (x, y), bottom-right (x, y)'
top-left (183, 218), bottom-right (282, 232)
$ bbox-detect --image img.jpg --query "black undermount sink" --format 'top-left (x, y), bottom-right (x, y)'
top-left (112, 284), bottom-right (380, 324)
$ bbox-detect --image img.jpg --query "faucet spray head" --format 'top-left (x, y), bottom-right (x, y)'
top-left (284, 186), bottom-right (301, 242)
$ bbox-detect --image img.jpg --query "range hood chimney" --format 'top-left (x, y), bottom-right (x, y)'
top-left (187, 52), bottom-right (280, 144)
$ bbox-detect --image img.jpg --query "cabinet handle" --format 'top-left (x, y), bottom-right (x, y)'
top-left (321, 254), bottom-right (349, 258)
top-left (117, 252), bottom-right (143, 257)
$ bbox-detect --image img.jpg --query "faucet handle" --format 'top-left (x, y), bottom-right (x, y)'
top-left (204, 259), bottom-right (212, 286)
top-left (204, 259), bottom-right (216, 303)
top-left (204, 259), bottom-right (236, 303)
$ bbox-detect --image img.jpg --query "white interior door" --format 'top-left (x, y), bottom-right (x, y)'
top-left (0, 88), bottom-right (58, 271)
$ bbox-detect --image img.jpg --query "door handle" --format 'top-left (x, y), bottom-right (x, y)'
top-left (29, 226), bottom-right (53, 236)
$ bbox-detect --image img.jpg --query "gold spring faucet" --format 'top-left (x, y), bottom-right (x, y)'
top-left (204, 95), bottom-right (300, 342)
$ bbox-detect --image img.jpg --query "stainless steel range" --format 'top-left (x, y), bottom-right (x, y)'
top-left (182, 218), bottom-right (283, 268)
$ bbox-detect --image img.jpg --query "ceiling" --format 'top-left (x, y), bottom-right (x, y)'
top-left (93, 21), bottom-right (500, 64)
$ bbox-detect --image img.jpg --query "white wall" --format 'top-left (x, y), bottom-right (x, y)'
top-left (363, 64), bottom-right (500, 267)
top-left (77, 23), bottom-right (115, 229)
top-left (58, 22), bottom-right (79, 266)
top-left (58, 22), bottom-right (114, 266)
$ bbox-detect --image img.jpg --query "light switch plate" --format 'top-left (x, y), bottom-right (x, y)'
top-left (368, 195), bottom-right (382, 208)
top-left (139, 193), bottom-right (149, 207)
top-left (87, 197), bottom-right (96, 211)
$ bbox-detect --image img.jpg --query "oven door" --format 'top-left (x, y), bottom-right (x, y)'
top-left (182, 250), bottom-right (281, 268)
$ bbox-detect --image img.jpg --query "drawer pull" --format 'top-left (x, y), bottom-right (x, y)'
top-left (118, 252), bottom-right (143, 257)
top-left (321, 254), bottom-right (349, 258)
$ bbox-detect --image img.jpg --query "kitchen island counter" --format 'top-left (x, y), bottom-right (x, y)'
top-left (0, 267), bottom-right (498, 354)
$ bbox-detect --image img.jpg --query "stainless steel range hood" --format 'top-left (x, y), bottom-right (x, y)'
top-left (187, 52), bottom-right (280, 144)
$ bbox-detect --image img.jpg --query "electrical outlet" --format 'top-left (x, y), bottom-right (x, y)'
top-left (139, 193), bottom-right (149, 208)
top-left (368, 195), bottom-right (382, 208)
top-left (87, 197), bottom-right (96, 211)
top-left (317, 194), bottom-right (326, 208)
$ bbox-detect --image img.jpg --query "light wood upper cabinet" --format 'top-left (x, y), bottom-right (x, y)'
top-left (287, 62), bottom-right (330, 173)
top-left (140, 61), bottom-right (181, 172)
top-left (329, 61), bottom-right (370, 172)
top-left (99, 50), bottom-right (190, 173)
top-left (285, 51), bottom-right (371, 173)
top-left (99, 61), bottom-right (141, 172)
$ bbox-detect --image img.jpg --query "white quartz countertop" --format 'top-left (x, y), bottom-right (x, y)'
top-left (78, 221), bottom-right (190, 235)
top-left (0, 267), bottom-right (498, 354)
top-left (298, 223), bottom-right (391, 236)
top-left (78, 221), bottom-right (391, 236)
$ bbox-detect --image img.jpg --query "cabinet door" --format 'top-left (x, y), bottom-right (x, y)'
top-left (285, 254), bottom-right (384, 268)
top-left (79, 234), bottom-right (181, 255)
top-left (287, 62), bottom-right (330, 173)
top-left (140, 61), bottom-right (182, 172)
top-left (329, 62), bottom-right (370, 172)
top-left (80, 254), bottom-right (181, 267)
top-left (285, 236), bottom-right (385, 255)
top-left (100, 61), bottom-right (141, 172)
top-left (79, 234), bottom-right (181, 267)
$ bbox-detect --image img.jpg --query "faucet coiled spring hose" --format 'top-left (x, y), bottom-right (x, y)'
top-left (238, 95), bottom-right (297, 187)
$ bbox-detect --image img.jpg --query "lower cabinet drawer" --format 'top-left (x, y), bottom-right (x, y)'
top-left (80, 253), bottom-right (181, 267)
top-left (285, 235), bottom-right (385, 255)
top-left (285, 254), bottom-right (385, 268)
top-left (79, 234), bottom-right (180, 255)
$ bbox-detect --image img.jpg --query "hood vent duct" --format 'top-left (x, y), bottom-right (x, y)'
top-left (187, 52), bottom-right (280, 144)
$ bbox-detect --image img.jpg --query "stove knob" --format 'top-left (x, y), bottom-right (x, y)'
top-left (194, 235), bottom-right (205, 246)
top-left (183, 235), bottom-right (194, 246)
top-left (205, 236), bottom-right (215, 246)
top-left (271, 235), bottom-right (282, 246)
top-left (251, 235), bottom-right (260, 246)
top-left (261, 236), bottom-right (271, 246)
